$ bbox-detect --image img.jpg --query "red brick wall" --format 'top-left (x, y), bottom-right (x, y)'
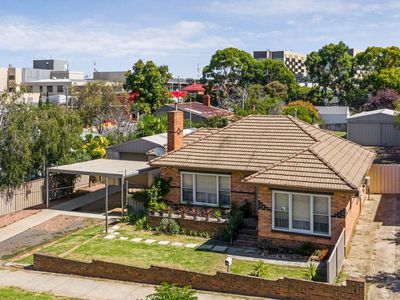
top-left (160, 167), bottom-right (257, 214)
top-left (258, 186), bottom-right (354, 249)
top-left (34, 254), bottom-right (365, 300)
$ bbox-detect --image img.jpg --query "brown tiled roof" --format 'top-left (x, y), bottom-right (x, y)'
top-left (150, 115), bottom-right (376, 191)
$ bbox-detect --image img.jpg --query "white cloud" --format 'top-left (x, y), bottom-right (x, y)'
top-left (207, 0), bottom-right (400, 17)
top-left (0, 17), bottom-right (236, 57)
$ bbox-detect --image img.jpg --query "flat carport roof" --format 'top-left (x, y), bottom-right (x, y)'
top-left (48, 159), bottom-right (152, 178)
top-left (47, 159), bottom-right (155, 233)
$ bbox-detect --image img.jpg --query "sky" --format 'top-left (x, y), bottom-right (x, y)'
top-left (0, 0), bottom-right (399, 78)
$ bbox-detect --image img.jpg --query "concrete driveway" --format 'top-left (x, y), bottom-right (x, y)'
top-left (343, 194), bottom-right (400, 300)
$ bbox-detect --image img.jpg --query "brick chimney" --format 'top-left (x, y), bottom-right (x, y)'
top-left (167, 109), bottom-right (184, 152)
top-left (202, 94), bottom-right (211, 107)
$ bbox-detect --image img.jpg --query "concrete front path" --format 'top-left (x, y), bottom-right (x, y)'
top-left (0, 269), bottom-right (270, 300)
top-left (0, 186), bottom-right (120, 243)
top-left (343, 194), bottom-right (399, 300)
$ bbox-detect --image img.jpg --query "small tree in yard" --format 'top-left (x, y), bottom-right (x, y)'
top-left (146, 283), bottom-right (197, 300)
top-left (364, 88), bottom-right (400, 111)
top-left (283, 100), bottom-right (320, 124)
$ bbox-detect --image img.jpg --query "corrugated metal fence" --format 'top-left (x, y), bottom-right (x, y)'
top-left (0, 175), bottom-right (90, 216)
top-left (369, 164), bottom-right (400, 194)
top-left (327, 229), bottom-right (345, 284)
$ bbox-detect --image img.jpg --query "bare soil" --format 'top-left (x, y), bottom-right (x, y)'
top-left (0, 214), bottom-right (98, 259)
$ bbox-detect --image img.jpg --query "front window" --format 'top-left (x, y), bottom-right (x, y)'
top-left (272, 191), bottom-right (330, 236)
top-left (57, 85), bottom-right (64, 92)
top-left (181, 172), bottom-right (231, 207)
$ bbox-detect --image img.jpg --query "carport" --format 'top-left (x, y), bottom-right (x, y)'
top-left (47, 159), bottom-right (152, 233)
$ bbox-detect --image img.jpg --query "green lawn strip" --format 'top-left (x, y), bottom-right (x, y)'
top-left (65, 239), bottom-right (226, 274)
top-left (230, 259), bottom-right (307, 280)
top-left (0, 287), bottom-right (77, 299)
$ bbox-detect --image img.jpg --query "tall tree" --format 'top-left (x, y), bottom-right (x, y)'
top-left (364, 88), bottom-right (400, 111)
top-left (125, 60), bottom-right (172, 114)
top-left (73, 81), bottom-right (126, 133)
top-left (202, 48), bottom-right (256, 108)
top-left (306, 41), bottom-right (354, 104)
top-left (253, 59), bottom-right (297, 99)
top-left (0, 104), bottom-right (83, 187)
top-left (355, 46), bottom-right (400, 92)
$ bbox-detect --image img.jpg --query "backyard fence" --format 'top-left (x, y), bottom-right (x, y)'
top-left (368, 164), bottom-right (400, 194)
top-left (0, 175), bottom-right (90, 216)
top-left (326, 229), bottom-right (345, 284)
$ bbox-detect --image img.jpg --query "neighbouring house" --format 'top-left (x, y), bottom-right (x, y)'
top-left (150, 110), bottom-right (376, 251)
top-left (154, 96), bottom-right (233, 124)
top-left (316, 106), bottom-right (350, 131)
top-left (181, 83), bottom-right (205, 95)
top-left (347, 109), bottom-right (400, 147)
top-left (106, 128), bottom-right (218, 187)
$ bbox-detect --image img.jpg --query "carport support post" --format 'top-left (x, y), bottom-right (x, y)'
top-left (105, 177), bottom-right (109, 234)
top-left (121, 177), bottom-right (124, 216)
top-left (46, 168), bottom-right (49, 208)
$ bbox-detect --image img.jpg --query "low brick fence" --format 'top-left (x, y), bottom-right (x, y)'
top-left (33, 254), bottom-right (365, 300)
top-left (147, 215), bottom-right (226, 238)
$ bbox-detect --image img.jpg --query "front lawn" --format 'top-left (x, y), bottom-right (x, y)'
top-left (16, 223), bottom-right (307, 280)
top-left (0, 287), bottom-right (75, 299)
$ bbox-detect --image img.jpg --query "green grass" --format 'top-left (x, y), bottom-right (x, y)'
top-left (333, 131), bottom-right (347, 138)
top-left (0, 287), bottom-right (77, 299)
top-left (231, 260), bottom-right (307, 280)
top-left (20, 223), bottom-right (307, 280)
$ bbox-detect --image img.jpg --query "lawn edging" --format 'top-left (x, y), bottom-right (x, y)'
top-left (33, 253), bottom-right (365, 300)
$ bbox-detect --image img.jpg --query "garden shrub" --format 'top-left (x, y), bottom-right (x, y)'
top-left (297, 242), bottom-right (315, 256)
top-left (305, 263), bottom-right (318, 281)
top-left (222, 209), bottom-right (244, 244)
top-left (250, 260), bottom-right (268, 277)
top-left (283, 100), bottom-right (320, 124)
top-left (239, 200), bottom-right (252, 218)
top-left (157, 217), bottom-right (181, 234)
top-left (146, 283), bottom-right (197, 300)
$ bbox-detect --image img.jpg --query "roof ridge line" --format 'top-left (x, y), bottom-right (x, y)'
top-left (286, 115), bottom-right (319, 142)
top-left (150, 115), bottom-right (253, 164)
top-left (308, 145), bottom-right (358, 190)
top-left (243, 148), bottom-right (310, 182)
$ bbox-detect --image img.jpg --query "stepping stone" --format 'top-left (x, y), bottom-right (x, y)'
top-left (158, 240), bottom-right (170, 245)
top-left (198, 244), bottom-right (214, 250)
top-left (119, 236), bottom-right (128, 240)
top-left (212, 245), bottom-right (228, 252)
top-left (144, 239), bottom-right (156, 244)
top-left (170, 242), bottom-right (184, 247)
top-left (104, 234), bottom-right (115, 240)
top-left (111, 225), bottom-right (120, 230)
top-left (185, 243), bottom-right (198, 248)
top-left (113, 232), bottom-right (120, 235)
top-left (131, 237), bottom-right (143, 242)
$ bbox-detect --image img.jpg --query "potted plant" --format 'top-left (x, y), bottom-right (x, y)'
top-left (214, 209), bottom-right (222, 222)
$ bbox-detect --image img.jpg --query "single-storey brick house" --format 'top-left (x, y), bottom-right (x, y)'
top-left (150, 110), bottom-right (376, 250)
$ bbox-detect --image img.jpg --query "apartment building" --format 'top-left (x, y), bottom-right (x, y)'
top-left (253, 50), bottom-right (308, 81)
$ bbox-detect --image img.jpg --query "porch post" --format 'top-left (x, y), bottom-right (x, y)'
top-left (105, 177), bottom-right (109, 234)
top-left (125, 179), bottom-right (129, 212)
top-left (46, 168), bottom-right (49, 208)
top-left (121, 176), bottom-right (124, 216)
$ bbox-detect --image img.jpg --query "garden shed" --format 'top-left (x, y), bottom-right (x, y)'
top-left (347, 109), bottom-right (400, 146)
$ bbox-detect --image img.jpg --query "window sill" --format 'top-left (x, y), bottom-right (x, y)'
top-left (271, 228), bottom-right (331, 239)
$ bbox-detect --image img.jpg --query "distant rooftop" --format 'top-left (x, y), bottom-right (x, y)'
top-left (347, 109), bottom-right (395, 119)
top-left (166, 102), bottom-right (232, 119)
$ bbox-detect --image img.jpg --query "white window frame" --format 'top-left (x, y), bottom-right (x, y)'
top-left (180, 172), bottom-right (231, 207)
top-left (272, 190), bottom-right (331, 237)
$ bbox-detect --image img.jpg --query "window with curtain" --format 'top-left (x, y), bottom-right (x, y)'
top-left (274, 192), bottom-right (289, 229)
top-left (272, 191), bottom-right (330, 236)
top-left (180, 172), bottom-right (231, 206)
